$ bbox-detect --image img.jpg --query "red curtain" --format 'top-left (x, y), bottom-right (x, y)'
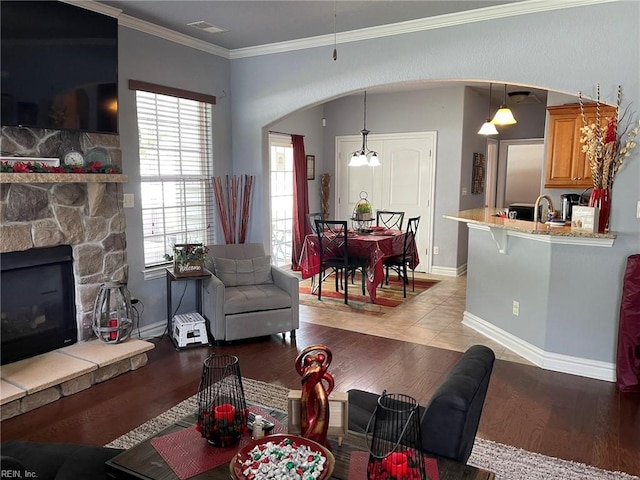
top-left (291, 135), bottom-right (310, 270)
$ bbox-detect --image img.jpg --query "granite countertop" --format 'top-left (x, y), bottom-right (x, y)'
top-left (443, 208), bottom-right (616, 239)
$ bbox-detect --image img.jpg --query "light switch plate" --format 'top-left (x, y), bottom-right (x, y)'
top-left (637, 200), bottom-right (640, 219)
top-left (123, 193), bottom-right (134, 208)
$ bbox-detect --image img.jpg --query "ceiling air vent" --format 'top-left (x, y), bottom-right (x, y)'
top-left (187, 21), bottom-right (227, 34)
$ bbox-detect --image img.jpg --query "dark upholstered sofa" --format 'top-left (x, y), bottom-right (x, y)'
top-left (1, 441), bottom-right (123, 480)
top-left (347, 344), bottom-right (495, 464)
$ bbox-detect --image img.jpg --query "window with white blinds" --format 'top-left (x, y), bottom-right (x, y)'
top-left (135, 90), bottom-right (214, 268)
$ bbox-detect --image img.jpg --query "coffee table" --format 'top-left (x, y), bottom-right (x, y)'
top-left (105, 408), bottom-right (494, 480)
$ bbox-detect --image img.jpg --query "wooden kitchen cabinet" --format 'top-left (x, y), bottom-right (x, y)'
top-left (544, 103), bottom-right (616, 188)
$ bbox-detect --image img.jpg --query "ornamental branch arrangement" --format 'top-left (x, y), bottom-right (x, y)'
top-left (212, 175), bottom-right (254, 244)
top-left (578, 84), bottom-right (639, 190)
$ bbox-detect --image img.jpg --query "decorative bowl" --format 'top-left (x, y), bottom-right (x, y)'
top-left (229, 434), bottom-right (335, 480)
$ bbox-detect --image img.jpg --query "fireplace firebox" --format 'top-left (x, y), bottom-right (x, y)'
top-left (1, 245), bottom-right (77, 365)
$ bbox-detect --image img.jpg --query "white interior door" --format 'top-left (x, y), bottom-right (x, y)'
top-left (336, 132), bottom-right (435, 272)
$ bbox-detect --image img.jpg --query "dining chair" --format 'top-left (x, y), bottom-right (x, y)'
top-left (376, 210), bottom-right (405, 231)
top-left (306, 212), bottom-right (324, 290)
top-left (383, 216), bottom-right (420, 297)
top-left (307, 212), bottom-right (324, 234)
top-left (314, 220), bottom-right (367, 304)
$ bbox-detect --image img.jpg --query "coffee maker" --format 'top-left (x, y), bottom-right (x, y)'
top-left (560, 193), bottom-right (581, 221)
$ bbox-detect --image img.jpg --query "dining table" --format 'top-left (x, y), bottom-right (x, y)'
top-left (298, 228), bottom-right (419, 303)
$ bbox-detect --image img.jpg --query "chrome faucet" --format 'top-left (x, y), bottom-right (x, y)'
top-left (533, 194), bottom-right (555, 223)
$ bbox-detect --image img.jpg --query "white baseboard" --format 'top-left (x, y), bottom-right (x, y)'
top-left (462, 311), bottom-right (616, 382)
top-left (431, 262), bottom-right (467, 277)
top-left (131, 319), bottom-right (167, 341)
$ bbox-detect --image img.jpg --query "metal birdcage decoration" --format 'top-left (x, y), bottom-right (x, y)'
top-left (352, 191), bottom-right (374, 232)
top-left (366, 393), bottom-right (427, 480)
top-left (92, 282), bottom-right (134, 344)
top-left (196, 354), bottom-right (249, 447)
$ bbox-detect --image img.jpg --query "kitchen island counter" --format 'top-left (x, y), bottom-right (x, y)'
top-left (444, 207), bottom-right (618, 382)
top-left (444, 208), bottom-right (615, 239)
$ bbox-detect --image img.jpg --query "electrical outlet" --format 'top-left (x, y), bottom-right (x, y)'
top-left (462, 187), bottom-right (468, 196)
top-left (433, 246), bottom-right (439, 255)
top-left (123, 193), bottom-right (134, 208)
top-left (512, 300), bottom-right (520, 316)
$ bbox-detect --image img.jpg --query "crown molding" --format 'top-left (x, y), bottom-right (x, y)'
top-left (229, 0), bottom-right (617, 59)
top-left (84, 0), bottom-right (615, 60)
top-left (62, 0), bottom-right (121, 17)
top-left (118, 14), bottom-right (230, 59)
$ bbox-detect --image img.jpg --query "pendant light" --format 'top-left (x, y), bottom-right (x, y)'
top-left (491, 84), bottom-right (517, 125)
top-left (478, 83), bottom-right (499, 135)
top-left (349, 91), bottom-right (380, 167)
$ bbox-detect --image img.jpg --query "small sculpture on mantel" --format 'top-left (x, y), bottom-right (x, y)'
top-left (294, 344), bottom-right (334, 447)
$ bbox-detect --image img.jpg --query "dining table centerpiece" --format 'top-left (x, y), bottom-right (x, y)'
top-left (579, 84), bottom-right (639, 232)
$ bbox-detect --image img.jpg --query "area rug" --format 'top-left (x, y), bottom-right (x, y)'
top-left (299, 274), bottom-right (439, 316)
top-left (105, 378), bottom-right (638, 480)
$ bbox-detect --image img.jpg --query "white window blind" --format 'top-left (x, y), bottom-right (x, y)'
top-left (135, 90), bottom-right (214, 268)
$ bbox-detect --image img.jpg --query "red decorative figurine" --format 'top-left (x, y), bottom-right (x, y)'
top-left (295, 344), bottom-right (334, 447)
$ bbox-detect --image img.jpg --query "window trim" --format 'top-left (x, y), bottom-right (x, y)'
top-left (134, 85), bottom-right (215, 270)
top-left (129, 79), bottom-right (216, 105)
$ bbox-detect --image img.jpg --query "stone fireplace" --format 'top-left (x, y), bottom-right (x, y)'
top-left (1, 127), bottom-right (128, 349)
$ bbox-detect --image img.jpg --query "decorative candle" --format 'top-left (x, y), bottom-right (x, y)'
top-left (382, 452), bottom-right (409, 478)
top-left (214, 403), bottom-right (235, 423)
top-left (108, 319), bottom-right (118, 340)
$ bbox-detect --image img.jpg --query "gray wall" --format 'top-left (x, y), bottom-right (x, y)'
top-left (268, 105), bottom-right (325, 215)
top-left (228, 2), bottom-right (639, 364)
top-left (118, 27), bottom-right (232, 328)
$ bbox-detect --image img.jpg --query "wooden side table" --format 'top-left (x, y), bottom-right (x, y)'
top-left (165, 267), bottom-right (212, 350)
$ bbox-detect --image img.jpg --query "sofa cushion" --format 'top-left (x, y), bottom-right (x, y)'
top-left (214, 256), bottom-right (273, 287)
top-left (224, 284), bottom-right (291, 315)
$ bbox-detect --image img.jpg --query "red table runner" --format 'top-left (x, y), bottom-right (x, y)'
top-left (348, 451), bottom-right (440, 480)
top-left (150, 406), bottom-right (286, 480)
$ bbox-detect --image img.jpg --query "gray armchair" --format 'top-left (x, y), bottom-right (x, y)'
top-left (203, 243), bottom-right (299, 342)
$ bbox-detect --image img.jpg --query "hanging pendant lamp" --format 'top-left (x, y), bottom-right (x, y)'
top-left (349, 91), bottom-right (380, 167)
top-left (478, 83), bottom-right (499, 135)
top-left (491, 84), bottom-right (517, 125)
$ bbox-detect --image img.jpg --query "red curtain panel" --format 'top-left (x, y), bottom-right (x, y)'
top-left (291, 135), bottom-right (310, 270)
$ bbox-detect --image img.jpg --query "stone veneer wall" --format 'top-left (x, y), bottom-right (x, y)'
top-left (0, 127), bottom-right (127, 341)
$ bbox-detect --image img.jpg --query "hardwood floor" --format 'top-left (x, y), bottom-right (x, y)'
top-left (2, 282), bottom-right (639, 476)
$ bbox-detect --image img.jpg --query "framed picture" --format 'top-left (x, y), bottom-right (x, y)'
top-left (306, 155), bottom-right (315, 180)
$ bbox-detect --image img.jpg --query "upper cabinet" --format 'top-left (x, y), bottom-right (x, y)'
top-left (544, 104), bottom-right (616, 188)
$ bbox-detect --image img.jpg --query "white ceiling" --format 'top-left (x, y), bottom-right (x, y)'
top-left (98, 1), bottom-right (519, 50)
top-left (94, 0), bottom-right (553, 101)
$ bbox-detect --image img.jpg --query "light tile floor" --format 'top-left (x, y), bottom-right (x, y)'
top-left (299, 273), bottom-right (534, 365)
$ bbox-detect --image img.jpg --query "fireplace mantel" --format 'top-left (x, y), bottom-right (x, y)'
top-left (0, 173), bottom-right (128, 184)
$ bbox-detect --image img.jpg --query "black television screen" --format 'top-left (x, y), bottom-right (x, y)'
top-left (1, 1), bottom-right (118, 134)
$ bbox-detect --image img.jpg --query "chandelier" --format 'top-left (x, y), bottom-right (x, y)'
top-left (349, 91), bottom-right (380, 167)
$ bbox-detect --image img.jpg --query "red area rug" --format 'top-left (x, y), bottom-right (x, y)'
top-left (299, 273), bottom-right (439, 316)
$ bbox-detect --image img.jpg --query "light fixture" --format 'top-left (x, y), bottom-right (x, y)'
top-left (349, 91), bottom-right (380, 167)
top-left (491, 84), bottom-right (517, 125)
top-left (478, 83), bottom-right (499, 135)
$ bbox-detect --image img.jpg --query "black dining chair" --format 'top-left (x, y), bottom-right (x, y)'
top-left (314, 220), bottom-right (367, 304)
top-left (376, 210), bottom-right (405, 231)
top-left (383, 216), bottom-right (420, 297)
top-left (307, 212), bottom-right (324, 290)
top-left (307, 212), bottom-right (324, 234)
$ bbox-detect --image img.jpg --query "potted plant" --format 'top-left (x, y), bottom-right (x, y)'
top-left (165, 243), bottom-right (209, 277)
top-left (354, 200), bottom-right (372, 221)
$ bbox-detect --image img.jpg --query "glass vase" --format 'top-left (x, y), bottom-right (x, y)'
top-left (588, 188), bottom-right (611, 233)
